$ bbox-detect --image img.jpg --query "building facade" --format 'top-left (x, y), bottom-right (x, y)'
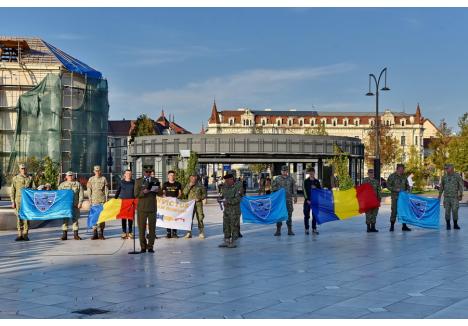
top-left (206, 101), bottom-right (439, 177)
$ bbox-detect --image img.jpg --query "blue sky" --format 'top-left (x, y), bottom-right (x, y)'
top-left (1, 8), bottom-right (467, 133)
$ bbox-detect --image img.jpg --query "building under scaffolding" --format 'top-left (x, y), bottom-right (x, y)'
top-left (0, 36), bottom-right (109, 182)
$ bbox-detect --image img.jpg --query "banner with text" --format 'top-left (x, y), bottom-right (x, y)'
top-left (156, 196), bottom-right (195, 231)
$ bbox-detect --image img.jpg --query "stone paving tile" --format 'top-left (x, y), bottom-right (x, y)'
top-left (426, 298), bottom-right (468, 318)
top-left (401, 295), bottom-right (460, 307)
top-left (384, 302), bottom-right (444, 318)
top-left (23, 293), bottom-right (74, 306)
top-left (297, 304), bottom-right (370, 318)
top-left (17, 305), bottom-right (71, 318)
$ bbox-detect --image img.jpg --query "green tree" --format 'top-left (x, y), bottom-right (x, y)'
top-left (41, 156), bottom-right (60, 189)
top-left (175, 151), bottom-right (199, 196)
top-left (130, 114), bottom-right (156, 142)
top-left (365, 124), bottom-right (403, 170)
top-left (304, 123), bottom-right (328, 136)
top-left (406, 145), bottom-right (429, 191)
top-left (328, 144), bottom-right (354, 190)
top-left (448, 113), bottom-right (468, 174)
top-left (429, 119), bottom-right (453, 175)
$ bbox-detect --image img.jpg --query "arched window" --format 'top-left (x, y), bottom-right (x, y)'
top-left (229, 118), bottom-right (234, 126)
top-left (299, 119), bottom-right (303, 126)
top-left (344, 120), bottom-right (348, 127)
top-left (288, 120), bottom-right (292, 126)
top-left (401, 119), bottom-right (406, 127)
top-left (311, 119), bottom-right (315, 127)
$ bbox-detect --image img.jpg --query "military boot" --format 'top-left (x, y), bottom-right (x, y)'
top-left (198, 230), bottom-right (205, 239)
top-left (218, 238), bottom-right (229, 248)
top-left (15, 232), bottom-right (23, 242)
top-left (274, 225), bottom-right (281, 236)
top-left (238, 232), bottom-right (243, 238)
top-left (402, 223), bottom-right (412, 232)
top-left (367, 224), bottom-right (371, 233)
top-left (61, 231), bottom-right (67, 241)
top-left (91, 229), bottom-right (99, 240)
top-left (287, 225), bottom-right (295, 236)
top-left (227, 238), bottom-right (237, 248)
top-left (454, 221), bottom-right (461, 230)
top-left (371, 223), bottom-right (379, 232)
top-left (184, 231), bottom-right (192, 239)
top-left (73, 231), bottom-right (82, 240)
top-left (390, 223), bottom-right (395, 232)
top-left (98, 229), bottom-right (106, 240)
top-left (446, 221), bottom-right (451, 230)
top-left (22, 233), bottom-right (29, 241)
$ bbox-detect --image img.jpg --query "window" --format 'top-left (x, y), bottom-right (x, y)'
top-left (386, 120), bottom-right (390, 126)
top-left (332, 119), bottom-right (337, 126)
top-left (354, 119), bottom-right (359, 126)
top-left (299, 119), bottom-right (303, 126)
top-left (370, 120), bottom-right (374, 127)
top-left (262, 119), bottom-right (266, 126)
top-left (344, 120), bottom-right (348, 127)
top-left (288, 120), bottom-right (292, 126)
top-left (401, 136), bottom-right (406, 146)
top-left (401, 119), bottom-right (406, 127)
top-left (229, 118), bottom-right (234, 126)
top-left (277, 119), bottom-right (281, 126)
top-left (311, 120), bottom-right (315, 126)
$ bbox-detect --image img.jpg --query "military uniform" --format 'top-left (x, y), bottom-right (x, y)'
top-left (10, 168), bottom-right (35, 240)
top-left (87, 167), bottom-right (109, 239)
top-left (271, 166), bottom-right (297, 235)
top-left (134, 175), bottom-right (159, 252)
top-left (387, 167), bottom-right (410, 231)
top-left (362, 176), bottom-right (381, 231)
top-left (58, 174), bottom-right (83, 239)
top-left (439, 166), bottom-right (464, 229)
top-left (183, 181), bottom-right (207, 238)
top-left (219, 175), bottom-right (243, 248)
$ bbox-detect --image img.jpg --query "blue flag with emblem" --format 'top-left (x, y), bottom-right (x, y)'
top-left (241, 188), bottom-right (288, 224)
top-left (397, 191), bottom-right (440, 229)
top-left (19, 189), bottom-right (74, 220)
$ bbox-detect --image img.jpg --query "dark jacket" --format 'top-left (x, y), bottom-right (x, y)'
top-left (134, 177), bottom-right (160, 212)
top-left (303, 177), bottom-right (321, 201)
top-left (115, 179), bottom-right (135, 199)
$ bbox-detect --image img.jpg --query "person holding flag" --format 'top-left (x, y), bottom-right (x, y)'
top-left (10, 163), bottom-right (35, 241)
top-left (387, 164), bottom-right (411, 232)
top-left (87, 165), bottom-right (109, 240)
top-left (58, 171), bottom-right (83, 240)
top-left (115, 169), bottom-right (136, 239)
top-left (362, 169), bottom-right (381, 232)
top-left (272, 165), bottom-right (297, 236)
top-left (183, 174), bottom-right (207, 239)
top-left (438, 163), bottom-right (464, 230)
top-left (303, 167), bottom-right (321, 235)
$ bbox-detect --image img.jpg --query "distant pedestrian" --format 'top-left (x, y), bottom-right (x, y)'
top-left (407, 173), bottom-right (415, 192)
top-left (438, 163), bottom-right (464, 230)
top-left (115, 169), bottom-right (135, 239)
top-left (362, 169), bottom-right (381, 233)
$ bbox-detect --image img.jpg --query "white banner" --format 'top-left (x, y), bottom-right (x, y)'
top-left (156, 196), bottom-right (195, 231)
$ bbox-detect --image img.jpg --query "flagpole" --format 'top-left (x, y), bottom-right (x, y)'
top-left (128, 202), bottom-right (141, 255)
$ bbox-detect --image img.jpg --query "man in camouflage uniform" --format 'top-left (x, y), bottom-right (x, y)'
top-left (183, 174), bottom-right (207, 239)
top-left (87, 165), bottom-right (109, 240)
top-left (134, 168), bottom-right (160, 253)
top-left (387, 163), bottom-right (411, 232)
top-left (58, 171), bottom-right (83, 240)
top-left (218, 173), bottom-right (243, 248)
top-left (438, 163), bottom-right (464, 230)
top-left (10, 163), bottom-right (35, 241)
top-left (272, 165), bottom-right (298, 236)
top-left (362, 169), bottom-right (381, 233)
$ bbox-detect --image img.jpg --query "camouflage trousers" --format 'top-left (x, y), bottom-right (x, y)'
top-left (62, 207), bottom-right (80, 231)
top-left (190, 202), bottom-right (205, 232)
top-left (15, 203), bottom-right (29, 234)
top-left (444, 197), bottom-right (460, 222)
top-left (365, 207), bottom-right (379, 224)
top-left (223, 206), bottom-right (240, 240)
top-left (390, 194), bottom-right (399, 223)
top-left (277, 201), bottom-right (293, 228)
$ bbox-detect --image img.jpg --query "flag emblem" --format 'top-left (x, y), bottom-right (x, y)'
top-left (33, 192), bottom-right (57, 212)
top-left (409, 197), bottom-right (428, 220)
top-left (248, 198), bottom-right (272, 220)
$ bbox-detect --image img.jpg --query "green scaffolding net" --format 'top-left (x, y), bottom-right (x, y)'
top-left (8, 73), bottom-right (109, 175)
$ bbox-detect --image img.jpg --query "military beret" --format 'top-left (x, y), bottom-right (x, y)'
top-left (281, 165), bottom-right (289, 172)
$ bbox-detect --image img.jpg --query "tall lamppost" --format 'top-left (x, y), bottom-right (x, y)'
top-left (366, 67), bottom-right (390, 182)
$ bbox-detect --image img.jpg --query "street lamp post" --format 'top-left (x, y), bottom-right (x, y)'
top-left (366, 68), bottom-right (390, 182)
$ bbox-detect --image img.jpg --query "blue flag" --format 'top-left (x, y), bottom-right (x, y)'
top-left (397, 191), bottom-right (440, 229)
top-left (241, 188), bottom-right (288, 224)
top-left (87, 204), bottom-right (104, 228)
top-left (19, 189), bottom-right (73, 220)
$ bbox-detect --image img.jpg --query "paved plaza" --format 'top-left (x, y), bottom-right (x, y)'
top-left (0, 199), bottom-right (468, 319)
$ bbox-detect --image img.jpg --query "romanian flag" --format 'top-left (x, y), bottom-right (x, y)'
top-left (311, 183), bottom-right (380, 224)
top-left (87, 199), bottom-right (137, 227)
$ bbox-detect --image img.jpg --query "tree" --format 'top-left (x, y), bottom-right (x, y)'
top-left (328, 144), bottom-right (354, 190)
top-left (364, 124), bottom-right (403, 171)
top-left (250, 164), bottom-right (269, 175)
top-left (304, 123), bottom-right (328, 135)
top-left (448, 113), bottom-right (468, 174)
top-left (175, 151), bottom-right (199, 196)
top-left (429, 119), bottom-right (453, 175)
top-left (41, 156), bottom-right (60, 189)
top-left (130, 114), bottom-right (156, 142)
top-left (406, 145), bottom-right (429, 191)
